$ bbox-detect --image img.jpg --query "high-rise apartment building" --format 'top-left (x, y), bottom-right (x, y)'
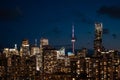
top-left (40, 38), bottom-right (49, 47)
top-left (20, 39), bottom-right (30, 56)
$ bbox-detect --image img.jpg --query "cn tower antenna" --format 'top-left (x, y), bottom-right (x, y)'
top-left (35, 38), bottom-right (37, 46)
top-left (72, 24), bottom-right (75, 38)
top-left (71, 24), bottom-right (76, 54)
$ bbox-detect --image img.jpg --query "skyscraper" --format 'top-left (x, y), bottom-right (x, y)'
top-left (20, 39), bottom-right (30, 56)
top-left (94, 23), bottom-right (103, 56)
top-left (40, 38), bottom-right (49, 47)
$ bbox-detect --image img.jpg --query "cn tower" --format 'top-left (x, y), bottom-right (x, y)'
top-left (71, 24), bottom-right (76, 54)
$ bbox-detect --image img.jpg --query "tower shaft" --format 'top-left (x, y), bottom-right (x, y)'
top-left (71, 25), bottom-right (76, 54)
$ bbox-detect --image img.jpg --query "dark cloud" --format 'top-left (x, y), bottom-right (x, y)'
top-left (97, 6), bottom-right (120, 19)
top-left (52, 27), bottom-right (62, 35)
top-left (72, 10), bottom-right (94, 25)
top-left (87, 42), bottom-right (90, 45)
top-left (81, 17), bottom-right (94, 25)
top-left (41, 26), bottom-right (62, 38)
top-left (88, 31), bottom-right (92, 34)
top-left (103, 28), bottom-right (109, 34)
top-left (112, 34), bottom-right (117, 39)
top-left (0, 7), bottom-right (23, 21)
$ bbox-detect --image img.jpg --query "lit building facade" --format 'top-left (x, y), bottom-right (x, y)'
top-left (20, 39), bottom-right (30, 56)
top-left (40, 38), bottom-right (49, 46)
top-left (94, 23), bottom-right (103, 56)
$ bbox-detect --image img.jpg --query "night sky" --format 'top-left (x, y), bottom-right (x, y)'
top-left (0, 0), bottom-right (120, 50)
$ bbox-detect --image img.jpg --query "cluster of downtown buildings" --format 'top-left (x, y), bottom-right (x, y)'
top-left (0, 23), bottom-right (120, 80)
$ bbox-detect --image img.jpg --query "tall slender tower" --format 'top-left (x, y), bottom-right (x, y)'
top-left (71, 24), bottom-right (76, 54)
top-left (94, 23), bottom-right (103, 56)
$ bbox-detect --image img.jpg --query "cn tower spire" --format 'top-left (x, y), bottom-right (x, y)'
top-left (71, 24), bottom-right (76, 54)
top-left (72, 24), bottom-right (75, 38)
top-left (35, 38), bottom-right (37, 46)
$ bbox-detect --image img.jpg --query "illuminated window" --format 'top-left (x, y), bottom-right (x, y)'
top-left (104, 62), bottom-right (107, 65)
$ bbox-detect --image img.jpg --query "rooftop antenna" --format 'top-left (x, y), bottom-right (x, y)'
top-left (35, 38), bottom-right (37, 46)
top-left (14, 44), bottom-right (17, 49)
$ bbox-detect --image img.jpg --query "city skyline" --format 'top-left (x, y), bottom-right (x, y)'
top-left (0, 0), bottom-right (120, 50)
top-left (0, 22), bottom-right (120, 80)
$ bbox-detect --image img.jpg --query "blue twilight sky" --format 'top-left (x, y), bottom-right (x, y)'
top-left (0, 0), bottom-right (120, 50)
